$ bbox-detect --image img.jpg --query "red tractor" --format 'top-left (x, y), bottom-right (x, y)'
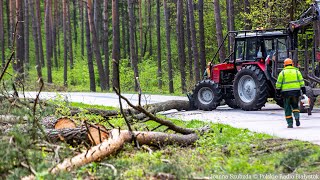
top-left (190, 1), bottom-right (320, 112)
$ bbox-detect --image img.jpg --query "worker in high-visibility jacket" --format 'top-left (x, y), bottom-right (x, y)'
top-left (276, 58), bottom-right (306, 128)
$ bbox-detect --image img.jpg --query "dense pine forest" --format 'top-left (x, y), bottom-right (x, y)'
top-left (3, 1), bottom-right (320, 179)
top-left (0, 0), bottom-right (316, 93)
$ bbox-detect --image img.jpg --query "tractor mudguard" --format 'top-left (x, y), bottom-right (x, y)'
top-left (240, 61), bottom-right (270, 80)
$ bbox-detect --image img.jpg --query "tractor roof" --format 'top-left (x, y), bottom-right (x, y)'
top-left (236, 31), bottom-right (287, 38)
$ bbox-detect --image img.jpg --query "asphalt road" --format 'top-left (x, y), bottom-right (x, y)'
top-left (24, 92), bottom-right (320, 145)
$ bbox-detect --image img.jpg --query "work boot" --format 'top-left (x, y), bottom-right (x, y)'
top-left (296, 119), bottom-right (300, 127)
top-left (287, 125), bottom-right (293, 128)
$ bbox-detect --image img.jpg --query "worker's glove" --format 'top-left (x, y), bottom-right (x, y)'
top-left (302, 94), bottom-right (308, 100)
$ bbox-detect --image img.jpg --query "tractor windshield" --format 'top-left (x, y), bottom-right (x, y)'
top-left (264, 38), bottom-right (287, 62)
top-left (235, 38), bottom-right (262, 61)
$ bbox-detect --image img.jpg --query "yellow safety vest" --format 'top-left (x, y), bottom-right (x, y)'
top-left (276, 66), bottom-right (305, 91)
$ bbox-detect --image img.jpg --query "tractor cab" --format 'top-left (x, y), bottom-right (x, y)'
top-left (190, 1), bottom-right (320, 112)
top-left (233, 30), bottom-right (288, 74)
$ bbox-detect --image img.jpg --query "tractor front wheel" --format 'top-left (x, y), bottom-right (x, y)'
top-left (233, 65), bottom-right (268, 110)
top-left (193, 80), bottom-right (222, 111)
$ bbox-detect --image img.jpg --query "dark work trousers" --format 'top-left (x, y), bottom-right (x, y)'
top-left (284, 96), bottom-right (300, 126)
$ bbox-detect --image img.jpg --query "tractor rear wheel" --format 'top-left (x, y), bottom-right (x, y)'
top-left (193, 80), bottom-right (222, 111)
top-left (233, 65), bottom-right (268, 110)
top-left (300, 86), bottom-right (315, 113)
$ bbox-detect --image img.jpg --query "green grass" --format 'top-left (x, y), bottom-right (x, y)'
top-left (1, 99), bottom-right (320, 179)
top-left (69, 102), bottom-right (116, 111)
top-left (74, 121), bottom-right (320, 179)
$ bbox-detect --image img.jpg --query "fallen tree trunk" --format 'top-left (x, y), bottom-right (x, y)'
top-left (50, 129), bottom-right (200, 174)
top-left (145, 100), bottom-right (190, 113)
top-left (45, 128), bottom-right (89, 144)
top-left (43, 117), bottom-right (110, 146)
top-left (69, 100), bottom-right (190, 120)
top-left (115, 91), bottom-right (198, 135)
top-left (41, 116), bottom-right (76, 129)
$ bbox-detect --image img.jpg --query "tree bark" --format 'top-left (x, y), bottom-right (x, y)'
top-left (52, 0), bottom-right (58, 68)
top-left (121, 0), bottom-right (126, 59)
top-left (156, 0), bottom-right (162, 89)
top-left (66, 1), bottom-right (74, 69)
top-left (9, 0), bottom-right (15, 46)
top-left (35, 0), bottom-right (44, 67)
top-left (5, 0), bottom-right (10, 47)
top-left (70, 99), bottom-right (190, 123)
top-left (127, 0), bottom-right (140, 92)
top-left (228, 0), bottom-right (235, 60)
top-left (29, 0), bottom-right (42, 77)
top-left (176, 0), bottom-right (187, 93)
top-left (46, 128), bottom-right (89, 144)
top-left (16, 0), bottom-right (25, 78)
top-left (63, 0), bottom-right (68, 86)
top-left (24, 0), bottom-right (29, 71)
top-left (186, 0), bottom-right (193, 82)
top-left (213, 0), bottom-right (226, 62)
top-left (187, 0), bottom-right (200, 83)
top-left (45, 0), bottom-right (52, 83)
top-left (138, 0), bottom-right (143, 59)
top-left (226, 0), bottom-right (230, 55)
top-left (85, 4), bottom-right (96, 92)
top-left (103, 0), bottom-right (110, 90)
top-left (88, 0), bottom-right (107, 91)
top-left (79, 0), bottom-right (84, 56)
top-left (72, 0), bottom-right (77, 46)
top-left (112, 0), bottom-right (120, 90)
top-left (49, 129), bottom-right (201, 174)
top-left (163, 0), bottom-right (174, 93)
top-left (198, 0), bottom-right (206, 72)
top-left (57, 1), bottom-right (61, 59)
top-left (93, 0), bottom-right (99, 42)
top-left (147, 0), bottom-right (152, 56)
top-left (0, 0), bottom-right (5, 68)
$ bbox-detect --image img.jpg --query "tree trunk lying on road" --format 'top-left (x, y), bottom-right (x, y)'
top-left (69, 100), bottom-right (191, 121)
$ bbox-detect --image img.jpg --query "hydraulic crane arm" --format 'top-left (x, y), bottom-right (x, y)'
top-left (288, 0), bottom-right (320, 32)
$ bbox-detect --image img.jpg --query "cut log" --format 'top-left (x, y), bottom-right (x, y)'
top-left (50, 129), bottom-right (200, 174)
top-left (54, 117), bottom-right (76, 129)
top-left (41, 116), bottom-right (57, 129)
top-left (87, 124), bottom-right (109, 145)
top-left (45, 128), bottom-right (89, 145)
top-left (41, 116), bottom-right (76, 129)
